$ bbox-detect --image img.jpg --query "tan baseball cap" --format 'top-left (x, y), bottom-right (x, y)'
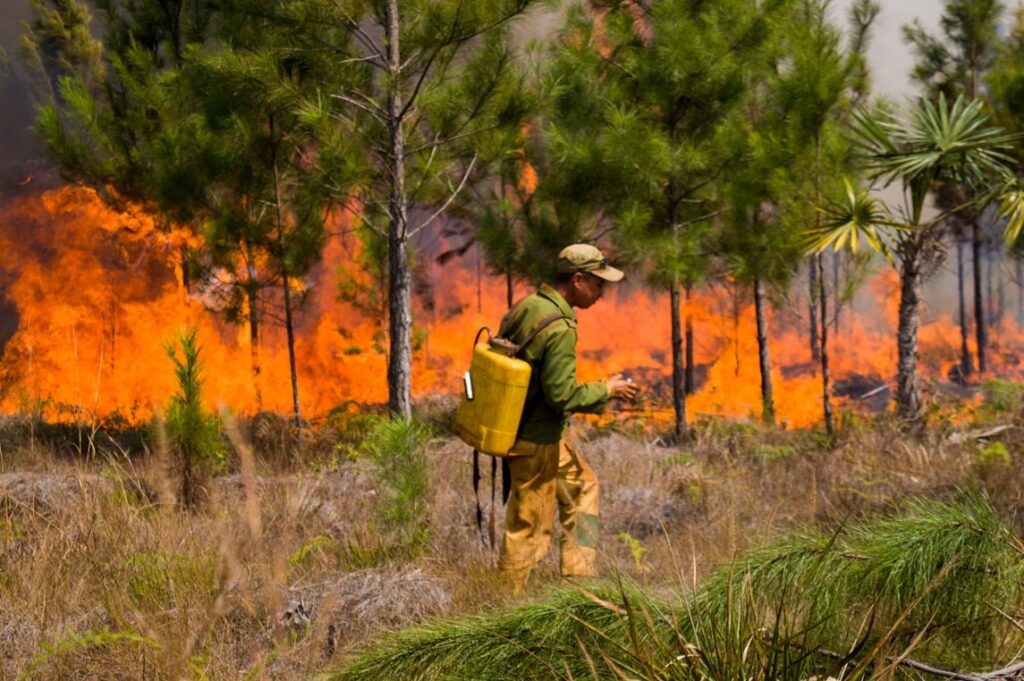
top-left (556, 244), bottom-right (624, 282)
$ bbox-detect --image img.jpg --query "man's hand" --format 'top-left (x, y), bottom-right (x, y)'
top-left (606, 374), bottom-right (640, 402)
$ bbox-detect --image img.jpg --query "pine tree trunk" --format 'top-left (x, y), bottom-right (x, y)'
top-left (476, 247), bottom-right (482, 313)
top-left (684, 284), bottom-right (694, 395)
top-left (896, 250), bottom-right (923, 426)
top-left (733, 285), bottom-right (741, 376)
top-left (669, 284), bottom-right (688, 441)
top-left (987, 240), bottom-right (995, 327)
top-left (832, 250), bottom-right (841, 333)
top-left (247, 288), bottom-right (263, 411)
top-left (180, 245), bottom-right (191, 293)
top-left (816, 255), bottom-right (834, 437)
top-left (808, 262), bottom-right (820, 363)
top-left (385, 0), bottom-right (413, 420)
top-left (1017, 259), bottom-right (1023, 325)
top-left (957, 238), bottom-right (973, 378)
top-left (973, 219), bottom-right (987, 373)
top-left (271, 139), bottom-right (302, 430)
top-left (997, 252), bottom-right (1006, 325)
top-left (754, 276), bottom-right (774, 425)
top-left (281, 273), bottom-right (301, 428)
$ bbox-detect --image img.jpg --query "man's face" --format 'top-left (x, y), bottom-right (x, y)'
top-left (572, 272), bottom-right (606, 309)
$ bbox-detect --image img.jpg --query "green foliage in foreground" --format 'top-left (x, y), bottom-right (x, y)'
top-left (363, 417), bottom-right (434, 554)
top-left (330, 493), bottom-right (1024, 680)
top-left (159, 329), bottom-right (224, 508)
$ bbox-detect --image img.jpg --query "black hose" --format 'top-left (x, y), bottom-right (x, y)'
top-left (472, 326), bottom-right (491, 349)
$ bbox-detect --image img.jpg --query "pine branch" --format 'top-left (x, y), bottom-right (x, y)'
top-left (330, 91), bottom-right (387, 122)
top-left (409, 153), bottom-right (478, 237)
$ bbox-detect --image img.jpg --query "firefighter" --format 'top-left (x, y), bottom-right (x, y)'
top-left (497, 243), bottom-right (639, 593)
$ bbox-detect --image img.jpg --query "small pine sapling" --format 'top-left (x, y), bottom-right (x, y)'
top-left (161, 328), bottom-right (225, 509)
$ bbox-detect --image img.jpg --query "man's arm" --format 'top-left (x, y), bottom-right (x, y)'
top-left (538, 326), bottom-right (608, 414)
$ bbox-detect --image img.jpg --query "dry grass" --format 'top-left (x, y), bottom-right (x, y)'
top-left (1, 401), bottom-right (1023, 679)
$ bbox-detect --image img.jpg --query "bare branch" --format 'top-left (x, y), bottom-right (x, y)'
top-left (336, 54), bottom-right (386, 67)
top-left (404, 124), bottom-right (502, 157)
top-left (405, 141), bottom-right (441, 203)
top-left (323, 189), bottom-right (386, 237)
top-left (330, 92), bottom-right (386, 122)
top-left (397, 45), bottom-right (443, 121)
top-left (815, 647), bottom-right (1024, 680)
top-left (409, 153), bottom-right (478, 237)
top-left (330, 0), bottom-right (387, 64)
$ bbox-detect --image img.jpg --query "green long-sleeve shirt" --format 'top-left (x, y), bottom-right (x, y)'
top-left (500, 284), bottom-right (609, 443)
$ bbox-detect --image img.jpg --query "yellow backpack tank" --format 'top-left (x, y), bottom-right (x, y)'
top-left (453, 338), bottom-right (530, 455)
top-left (453, 311), bottom-right (567, 456)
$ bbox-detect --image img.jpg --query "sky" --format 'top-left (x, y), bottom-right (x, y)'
top-left (833, 0), bottom-right (943, 99)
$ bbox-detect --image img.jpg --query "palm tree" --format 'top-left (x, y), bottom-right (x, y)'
top-left (809, 94), bottom-right (1021, 428)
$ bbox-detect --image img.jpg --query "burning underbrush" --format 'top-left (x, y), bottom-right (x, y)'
top-left (2, 388), bottom-right (1024, 678)
top-left (3, 185), bottom-right (1024, 431)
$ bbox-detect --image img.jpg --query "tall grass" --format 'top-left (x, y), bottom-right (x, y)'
top-left (331, 493), bottom-right (1024, 680)
top-left (5, 397), bottom-right (1024, 679)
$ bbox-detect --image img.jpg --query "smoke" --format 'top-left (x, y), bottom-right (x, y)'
top-left (0, 0), bottom-right (54, 193)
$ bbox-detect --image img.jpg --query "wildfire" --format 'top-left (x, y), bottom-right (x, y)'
top-left (0, 185), bottom-right (1021, 428)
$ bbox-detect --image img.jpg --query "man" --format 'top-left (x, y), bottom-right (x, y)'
top-left (497, 243), bottom-right (639, 593)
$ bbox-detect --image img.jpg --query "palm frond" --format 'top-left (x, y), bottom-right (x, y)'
top-left (806, 178), bottom-right (894, 263)
top-left (999, 178), bottom-right (1024, 245)
top-left (851, 94), bottom-right (1020, 214)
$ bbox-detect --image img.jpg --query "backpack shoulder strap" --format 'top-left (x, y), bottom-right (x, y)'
top-left (514, 310), bottom-right (569, 356)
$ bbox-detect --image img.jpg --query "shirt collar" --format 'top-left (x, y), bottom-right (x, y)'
top-left (538, 284), bottom-right (577, 322)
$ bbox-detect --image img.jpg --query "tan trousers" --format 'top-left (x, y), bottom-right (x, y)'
top-left (497, 439), bottom-right (599, 593)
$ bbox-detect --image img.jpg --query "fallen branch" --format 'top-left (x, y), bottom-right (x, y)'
top-left (817, 648), bottom-right (1024, 680)
top-left (857, 383), bottom-right (889, 400)
top-left (969, 424), bottom-right (1014, 440)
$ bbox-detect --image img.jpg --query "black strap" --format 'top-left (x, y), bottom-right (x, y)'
top-left (489, 457), bottom-right (498, 549)
top-left (515, 310), bottom-right (569, 354)
top-left (501, 458), bottom-right (512, 506)
top-left (473, 449), bottom-right (486, 546)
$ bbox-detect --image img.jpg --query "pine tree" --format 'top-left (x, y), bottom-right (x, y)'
top-left (176, 38), bottom-right (345, 426)
top-left (528, 0), bottom-right (793, 439)
top-left (274, 0), bottom-right (544, 420)
top-left (24, 0), bottom-right (356, 424)
top-left (780, 0), bottom-right (878, 437)
top-left (904, 0), bottom-right (1006, 376)
top-left (716, 0), bottom-right (858, 426)
top-left (989, 7), bottom-right (1024, 324)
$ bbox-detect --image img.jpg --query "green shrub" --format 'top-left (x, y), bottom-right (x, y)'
top-left (976, 441), bottom-right (1012, 467)
top-left (21, 628), bottom-right (157, 681)
top-left (655, 451), bottom-right (695, 471)
top-left (158, 328), bottom-right (224, 509)
top-left (980, 379), bottom-right (1024, 413)
top-left (124, 551), bottom-right (217, 610)
top-left (288, 535), bottom-right (341, 572)
top-left (363, 416), bottom-right (434, 555)
top-left (752, 444), bottom-right (796, 462)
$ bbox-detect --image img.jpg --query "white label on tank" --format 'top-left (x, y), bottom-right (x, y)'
top-left (463, 371), bottom-right (474, 401)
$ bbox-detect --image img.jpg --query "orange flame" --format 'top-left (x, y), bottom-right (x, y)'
top-left (0, 186), bottom-right (1022, 427)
